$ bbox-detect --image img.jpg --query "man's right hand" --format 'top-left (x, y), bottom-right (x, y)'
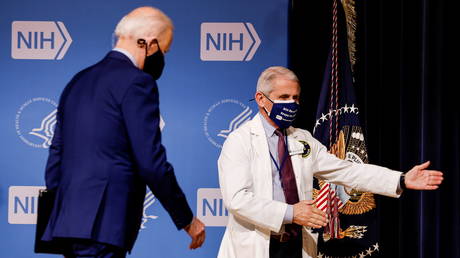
top-left (184, 217), bottom-right (206, 249)
top-left (292, 200), bottom-right (328, 228)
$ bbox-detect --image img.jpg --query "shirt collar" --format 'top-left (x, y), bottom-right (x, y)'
top-left (113, 48), bottom-right (138, 68)
top-left (259, 112), bottom-right (277, 138)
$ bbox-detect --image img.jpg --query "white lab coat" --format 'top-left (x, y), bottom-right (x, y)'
top-left (217, 115), bottom-right (401, 258)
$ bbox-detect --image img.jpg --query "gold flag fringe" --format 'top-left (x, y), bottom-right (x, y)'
top-left (341, 0), bottom-right (357, 76)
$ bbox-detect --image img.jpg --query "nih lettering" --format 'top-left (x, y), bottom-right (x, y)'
top-left (11, 21), bottom-right (72, 60)
top-left (202, 198), bottom-right (229, 217)
top-left (200, 22), bottom-right (261, 61)
top-left (8, 186), bottom-right (45, 224)
top-left (197, 188), bottom-right (229, 226)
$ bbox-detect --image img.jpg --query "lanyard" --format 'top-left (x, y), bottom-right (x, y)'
top-left (269, 132), bottom-right (290, 173)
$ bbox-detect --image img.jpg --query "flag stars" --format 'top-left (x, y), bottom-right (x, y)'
top-left (366, 248), bottom-right (373, 255)
top-left (350, 104), bottom-right (358, 113)
top-left (320, 113), bottom-right (328, 122)
top-left (318, 243), bottom-right (379, 257)
top-left (314, 105), bottom-right (360, 128)
top-left (315, 120), bottom-right (321, 128)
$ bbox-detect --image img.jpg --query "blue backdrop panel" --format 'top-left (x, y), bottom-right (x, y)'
top-left (0, 0), bottom-right (288, 257)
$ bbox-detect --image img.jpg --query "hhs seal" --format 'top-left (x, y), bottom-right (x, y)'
top-left (203, 99), bottom-right (253, 148)
top-left (15, 97), bottom-right (58, 148)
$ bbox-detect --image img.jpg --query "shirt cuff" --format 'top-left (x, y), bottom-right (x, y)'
top-left (283, 204), bottom-right (294, 224)
top-left (396, 174), bottom-right (404, 195)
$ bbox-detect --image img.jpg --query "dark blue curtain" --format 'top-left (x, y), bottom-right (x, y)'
top-left (289, 0), bottom-right (459, 257)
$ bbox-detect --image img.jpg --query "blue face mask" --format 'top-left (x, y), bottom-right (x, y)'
top-left (262, 93), bottom-right (299, 129)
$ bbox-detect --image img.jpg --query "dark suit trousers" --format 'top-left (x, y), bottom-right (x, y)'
top-left (62, 238), bottom-right (127, 258)
top-left (269, 235), bottom-right (302, 258)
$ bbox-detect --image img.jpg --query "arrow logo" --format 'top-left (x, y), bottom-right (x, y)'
top-left (200, 22), bottom-right (261, 61)
top-left (11, 21), bottom-right (73, 60)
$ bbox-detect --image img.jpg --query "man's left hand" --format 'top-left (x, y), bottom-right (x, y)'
top-left (405, 161), bottom-right (444, 190)
top-left (184, 217), bottom-right (206, 250)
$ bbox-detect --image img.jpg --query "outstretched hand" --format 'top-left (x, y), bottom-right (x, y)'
top-left (405, 161), bottom-right (444, 190)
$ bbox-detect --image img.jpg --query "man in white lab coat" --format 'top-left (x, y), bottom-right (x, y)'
top-left (217, 66), bottom-right (443, 258)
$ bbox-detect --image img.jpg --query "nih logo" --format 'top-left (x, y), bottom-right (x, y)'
top-left (8, 186), bottom-right (45, 224)
top-left (197, 188), bottom-right (228, 227)
top-left (200, 22), bottom-right (261, 61)
top-left (12, 21), bottom-right (72, 60)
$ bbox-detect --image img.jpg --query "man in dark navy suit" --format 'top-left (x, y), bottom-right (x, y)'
top-left (41, 6), bottom-right (205, 257)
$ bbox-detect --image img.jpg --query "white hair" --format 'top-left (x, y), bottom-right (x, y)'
top-left (256, 66), bottom-right (299, 94)
top-left (114, 7), bottom-right (173, 39)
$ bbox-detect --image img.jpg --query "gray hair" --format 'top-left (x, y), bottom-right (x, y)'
top-left (256, 66), bottom-right (299, 94)
top-left (114, 7), bottom-right (173, 39)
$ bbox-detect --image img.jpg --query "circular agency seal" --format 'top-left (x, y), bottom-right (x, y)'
top-left (203, 99), bottom-right (254, 148)
top-left (15, 97), bottom-right (58, 148)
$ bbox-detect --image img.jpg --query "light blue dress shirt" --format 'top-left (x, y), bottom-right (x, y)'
top-left (259, 113), bottom-right (294, 224)
top-left (113, 48), bottom-right (138, 67)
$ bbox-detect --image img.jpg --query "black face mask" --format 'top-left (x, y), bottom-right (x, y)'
top-left (138, 39), bottom-right (165, 80)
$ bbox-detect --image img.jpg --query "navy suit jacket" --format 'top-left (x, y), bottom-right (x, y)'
top-left (42, 51), bottom-right (193, 250)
